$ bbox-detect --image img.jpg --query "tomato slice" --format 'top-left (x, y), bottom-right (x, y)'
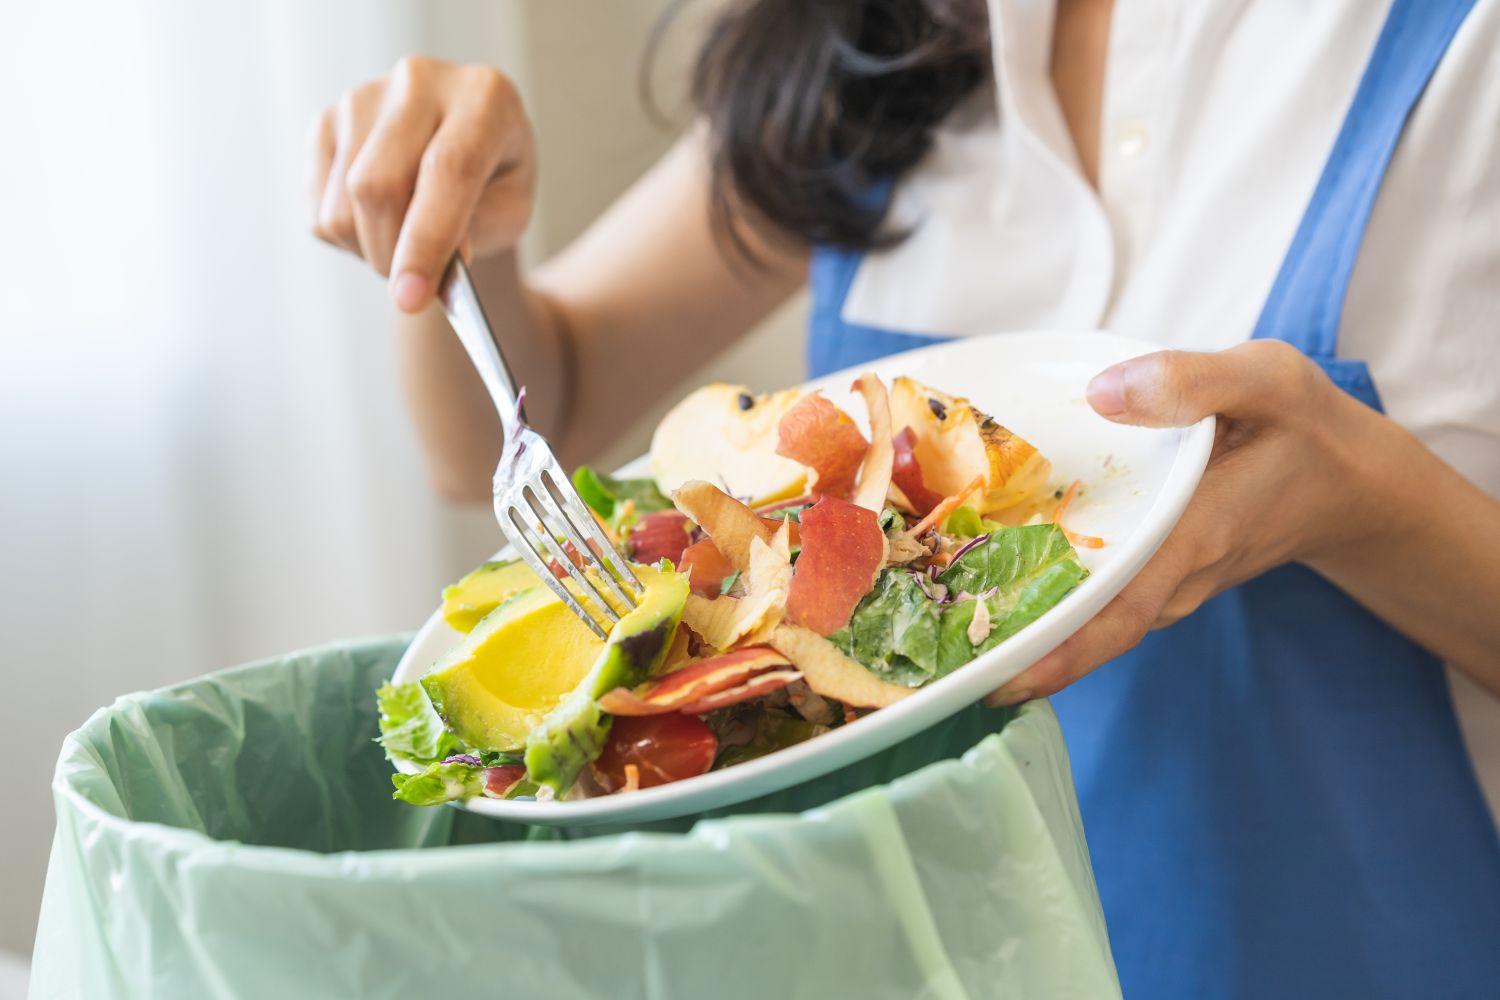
top-left (593, 714), bottom-right (717, 793)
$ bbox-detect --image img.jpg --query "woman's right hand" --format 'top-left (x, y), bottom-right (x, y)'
top-left (309, 57), bottom-right (536, 313)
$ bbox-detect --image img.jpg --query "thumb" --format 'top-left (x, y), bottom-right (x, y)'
top-left (1085, 342), bottom-right (1315, 428)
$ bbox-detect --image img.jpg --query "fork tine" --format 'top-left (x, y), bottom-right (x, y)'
top-left (555, 482), bottom-right (646, 598)
top-left (518, 486), bottom-right (627, 626)
top-left (536, 470), bottom-right (643, 606)
top-left (499, 503), bottom-right (612, 641)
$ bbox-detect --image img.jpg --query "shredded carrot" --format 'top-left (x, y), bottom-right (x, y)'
top-left (905, 475), bottom-right (985, 539)
top-left (592, 507), bottom-right (622, 546)
top-left (1053, 480), bottom-right (1105, 549)
top-left (622, 764), bottom-right (641, 794)
top-left (927, 552), bottom-right (953, 568)
top-left (843, 706), bottom-right (859, 726)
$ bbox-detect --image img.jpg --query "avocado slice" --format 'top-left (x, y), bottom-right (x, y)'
top-left (525, 564), bottom-right (690, 794)
top-left (440, 559), bottom-right (540, 633)
top-left (422, 586), bottom-right (604, 752)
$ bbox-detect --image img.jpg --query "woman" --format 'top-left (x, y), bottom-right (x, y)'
top-left (309, 1), bottom-right (1500, 995)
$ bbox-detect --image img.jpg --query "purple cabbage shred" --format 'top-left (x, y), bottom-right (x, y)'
top-left (950, 532), bottom-right (991, 565)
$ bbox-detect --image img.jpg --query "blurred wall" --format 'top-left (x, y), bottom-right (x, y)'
top-left (0, 0), bottom-right (803, 961)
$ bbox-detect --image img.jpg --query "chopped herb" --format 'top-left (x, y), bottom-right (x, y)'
top-left (719, 570), bottom-right (741, 596)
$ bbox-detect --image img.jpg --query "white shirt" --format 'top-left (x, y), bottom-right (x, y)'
top-left (844, 0), bottom-right (1500, 819)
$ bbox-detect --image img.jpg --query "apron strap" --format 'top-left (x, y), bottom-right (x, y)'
top-left (1251, 0), bottom-right (1479, 358)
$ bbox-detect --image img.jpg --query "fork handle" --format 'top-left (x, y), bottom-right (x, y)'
top-left (437, 255), bottom-right (525, 440)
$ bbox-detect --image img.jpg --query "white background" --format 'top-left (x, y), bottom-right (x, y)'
top-left (0, 0), bottom-right (804, 981)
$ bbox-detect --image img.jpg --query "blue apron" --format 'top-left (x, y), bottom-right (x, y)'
top-left (805, 2), bottom-right (1500, 997)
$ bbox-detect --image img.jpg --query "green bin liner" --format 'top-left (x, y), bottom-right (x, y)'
top-left (31, 635), bottom-right (1119, 1000)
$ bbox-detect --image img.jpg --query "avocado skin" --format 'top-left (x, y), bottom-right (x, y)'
top-left (524, 579), bottom-right (687, 794)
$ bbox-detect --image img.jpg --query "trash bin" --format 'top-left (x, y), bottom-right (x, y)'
top-left (31, 635), bottom-right (1120, 1000)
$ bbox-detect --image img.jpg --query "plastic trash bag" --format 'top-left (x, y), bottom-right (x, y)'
top-left (32, 635), bottom-right (1120, 1000)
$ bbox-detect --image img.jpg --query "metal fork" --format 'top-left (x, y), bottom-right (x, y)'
top-left (437, 256), bottom-right (644, 639)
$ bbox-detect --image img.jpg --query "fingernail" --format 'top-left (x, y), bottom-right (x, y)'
top-left (392, 272), bottom-right (430, 313)
top-left (1087, 365), bottom-right (1127, 417)
top-left (987, 686), bottom-right (1032, 708)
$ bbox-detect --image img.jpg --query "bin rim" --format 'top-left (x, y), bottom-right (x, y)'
top-left (51, 633), bottom-right (1047, 875)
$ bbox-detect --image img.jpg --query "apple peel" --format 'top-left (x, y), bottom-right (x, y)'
top-left (769, 625), bottom-right (913, 709)
top-left (484, 765), bottom-right (528, 798)
top-left (775, 392), bottom-right (868, 498)
top-left (850, 374), bottom-right (894, 513)
top-left (599, 647), bottom-right (794, 716)
top-left (672, 480), bottom-right (774, 574)
top-left (626, 511), bottom-right (694, 566)
top-left (677, 669), bottom-right (803, 714)
top-left (682, 529), bottom-right (791, 649)
top-left (892, 426), bottom-right (947, 515)
top-left (679, 538), bottom-right (736, 597)
top-left (785, 497), bottom-right (884, 636)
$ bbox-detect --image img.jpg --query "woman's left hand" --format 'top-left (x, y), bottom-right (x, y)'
top-left (988, 340), bottom-right (1391, 705)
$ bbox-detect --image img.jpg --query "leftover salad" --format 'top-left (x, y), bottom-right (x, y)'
top-left (379, 374), bottom-right (1099, 805)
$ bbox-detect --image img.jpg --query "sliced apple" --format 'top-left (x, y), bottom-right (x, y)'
top-left (888, 377), bottom-right (1050, 513)
top-left (850, 374), bottom-right (894, 513)
top-left (650, 384), bottom-right (808, 502)
top-left (785, 497), bottom-right (884, 636)
top-left (672, 481), bottom-right (774, 573)
top-left (769, 625), bottom-right (913, 709)
top-left (775, 392), bottom-right (868, 498)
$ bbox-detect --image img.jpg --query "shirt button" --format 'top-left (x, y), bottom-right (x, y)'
top-left (1114, 120), bottom-right (1150, 159)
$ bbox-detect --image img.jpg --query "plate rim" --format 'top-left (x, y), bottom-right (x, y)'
top-left (391, 330), bottom-right (1214, 825)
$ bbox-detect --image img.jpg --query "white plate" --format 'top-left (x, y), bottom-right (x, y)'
top-left (392, 331), bottom-right (1214, 826)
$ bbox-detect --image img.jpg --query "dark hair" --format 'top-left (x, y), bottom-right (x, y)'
top-left (666, 0), bottom-right (990, 260)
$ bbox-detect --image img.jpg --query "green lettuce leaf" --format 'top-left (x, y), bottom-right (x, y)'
top-left (832, 570), bottom-right (944, 685)
top-left (391, 760), bottom-right (486, 806)
top-left (572, 467), bottom-right (674, 526)
top-left (940, 523), bottom-right (1080, 595)
top-left (376, 681), bottom-right (462, 765)
top-left (833, 525), bottom-right (1087, 686)
top-left (878, 507), bottom-right (904, 533)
